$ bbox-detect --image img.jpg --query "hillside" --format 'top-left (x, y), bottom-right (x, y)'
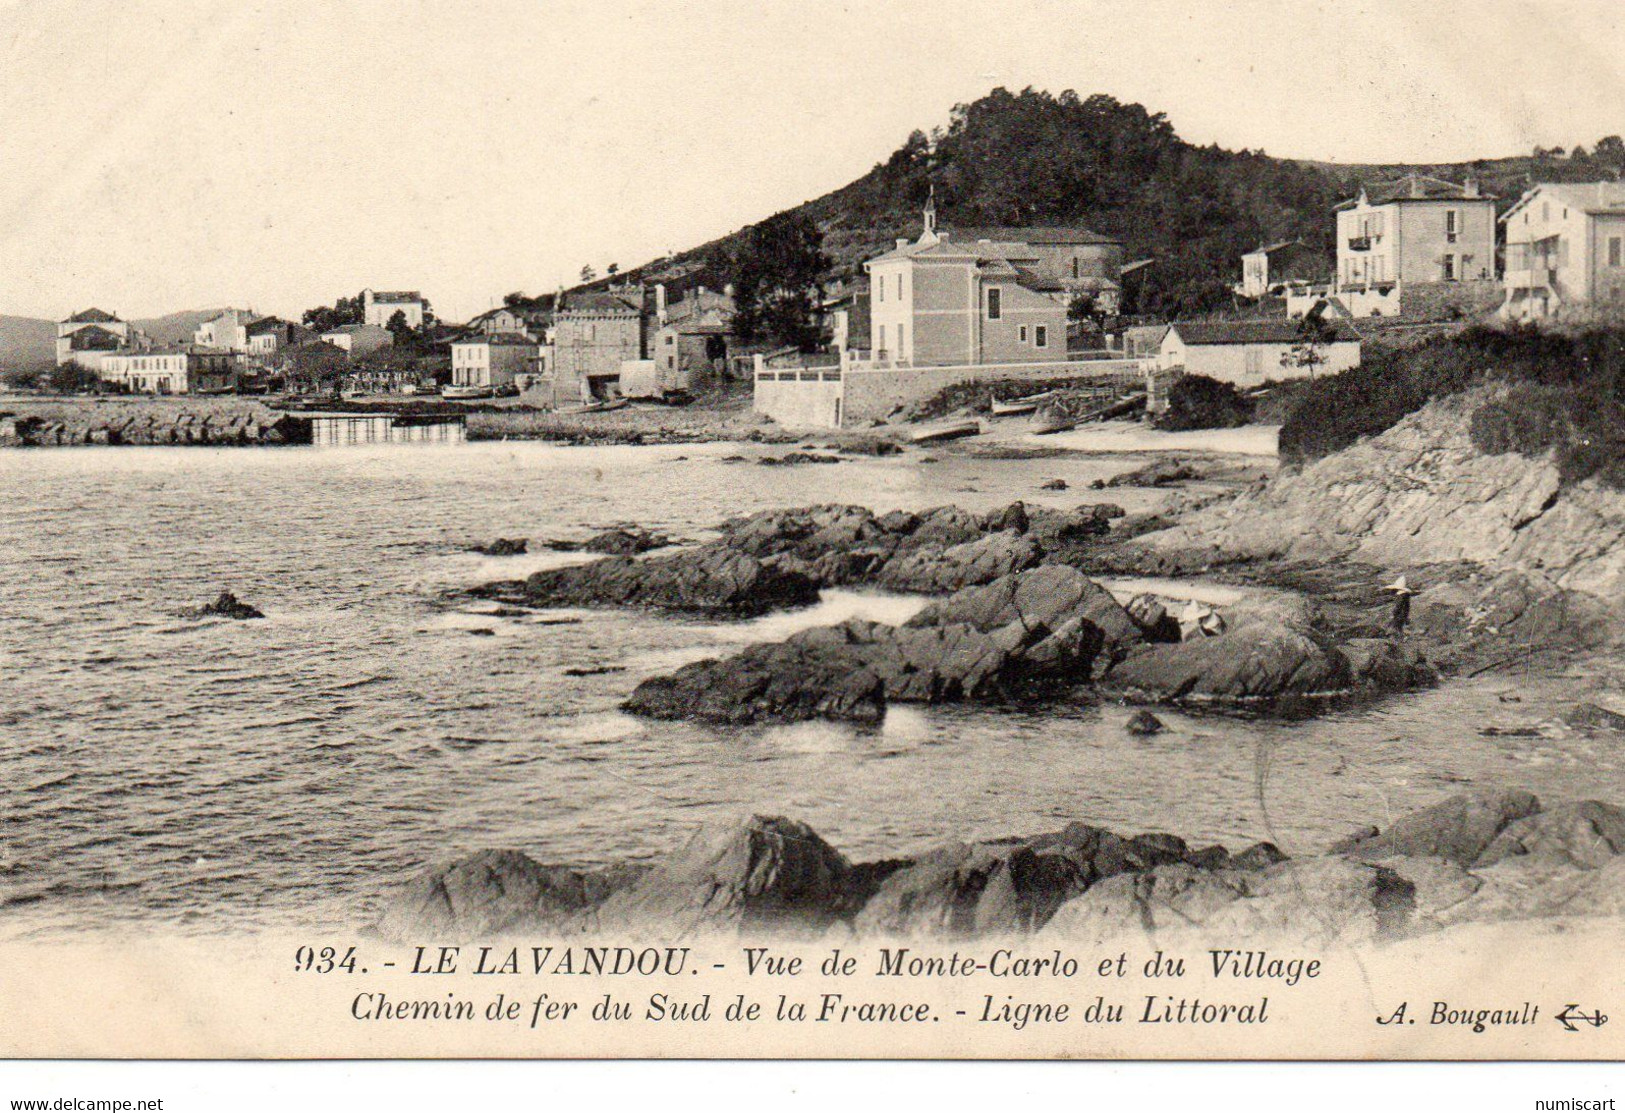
top-left (606, 88), bottom-right (1625, 320)
top-left (0, 315), bottom-right (56, 377)
top-left (130, 308), bottom-right (239, 346)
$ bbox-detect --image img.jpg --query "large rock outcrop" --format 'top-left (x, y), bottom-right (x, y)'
top-left (371, 790), bottom-right (1625, 945)
top-left (1042, 857), bottom-right (1416, 946)
top-left (585, 816), bottom-right (871, 937)
top-left (475, 543), bottom-right (820, 616)
top-left (373, 850), bottom-right (646, 942)
top-left (1143, 390), bottom-right (1625, 602)
top-left (623, 566), bottom-right (1143, 723)
top-left (1104, 622), bottom-right (1353, 703)
top-left (851, 824), bottom-right (1281, 939)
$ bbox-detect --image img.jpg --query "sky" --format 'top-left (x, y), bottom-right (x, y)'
top-left (1, 0), bottom-right (1622, 322)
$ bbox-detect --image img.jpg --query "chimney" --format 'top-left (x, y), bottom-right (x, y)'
top-left (1409, 176), bottom-right (1425, 198)
top-left (1464, 177), bottom-right (1480, 198)
top-left (896, 238), bottom-right (909, 250)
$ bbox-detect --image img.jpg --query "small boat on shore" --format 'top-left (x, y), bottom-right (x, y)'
top-left (1030, 413), bottom-right (1078, 435)
top-left (555, 398), bottom-right (629, 416)
top-left (910, 418), bottom-right (981, 444)
top-left (990, 391), bottom-right (1055, 417)
top-left (441, 385), bottom-right (494, 400)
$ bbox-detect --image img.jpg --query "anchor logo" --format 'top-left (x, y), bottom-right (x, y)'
top-left (1554, 1005), bottom-right (1609, 1033)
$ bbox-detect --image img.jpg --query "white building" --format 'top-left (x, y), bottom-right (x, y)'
top-left (98, 347), bottom-right (236, 394)
top-left (193, 309), bottom-right (254, 353)
top-left (319, 324), bottom-right (393, 356)
top-left (56, 308), bottom-right (133, 366)
top-left (450, 333), bottom-right (540, 388)
top-left (1158, 319), bottom-right (1363, 388)
top-left (362, 288), bottom-right (426, 329)
top-left (1501, 181), bottom-right (1625, 320)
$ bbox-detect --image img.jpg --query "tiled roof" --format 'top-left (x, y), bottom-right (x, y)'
top-left (1250, 240), bottom-right (1315, 256)
top-left (1171, 319), bottom-right (1362, 346)
top-left (1336, 174), bottom-right (1494, 210)
top-left (1011, 265), bottom-right (1066, 292)
top-left (65, 307), bottom-right (119, 323)
top-left (560, 291), bottom-right (641, 315)
top-left (453, 332), bottom-right (538, 346)
top-left (69, 325), bottom-right (124, 349)
top-left (1515, 181), bottom-right (1625, 216)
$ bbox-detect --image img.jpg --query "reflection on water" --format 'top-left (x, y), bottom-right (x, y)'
top-left (0, 440), bottom-right (1619, 938)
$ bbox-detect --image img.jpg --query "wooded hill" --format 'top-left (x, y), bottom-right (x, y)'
top-left (619, 87), bottom-right (1625, 320)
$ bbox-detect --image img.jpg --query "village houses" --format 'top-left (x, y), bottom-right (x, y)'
top-left (863, 198), bottom-right (1123, 366)
top-left (1236, 240), bottom-right (1330, 299)
top-left (98, 347), bottom-right (236, 394)
top-left (244, 316), bottom-right (311, 357)
top-left (1501, 181), bottom-right (1625, 321)
top-left (1330, 174), bottom-right (1496, 316)
top-left (193, 309), bottom-right (256, 353)
top-left (450, 332), bottom-right (542, 390)
top-left (319, 323), bottom-right (394, 357)
top-left (645, 283), bottom-right (733, 387)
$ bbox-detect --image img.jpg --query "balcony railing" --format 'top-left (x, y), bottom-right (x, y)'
top-left (1347, 236), bottom-right (1373, 252)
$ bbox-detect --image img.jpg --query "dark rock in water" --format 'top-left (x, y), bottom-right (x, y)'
top-left (1042, 857), bottom-right (1415, 945)
top-left (625, 640), bottom-right (887, 724)
top-left (468, 628), bottom-right (496, 637)
top-left (1105, 621), bottom-right (1351, 703)
top-left (624, 566), bottom-right (1143, 724)
top-left (471, 538), bottom-right (528, 556)
top-left (1563, 702), bottom-right (1625, 733)
top-left (1040, 478), bottom-right (1068, 490)
top-left (1125, 594), bottom-right (1181, 643)
top-left (485, 542), bottom-right (821, 617)
top-left (582, 527), bottom-right (670, 556)
top-left (587, 816), bottom-right (866, 936)
top-left (1329, 789), bottom-right (1541, 867)
top-left (907, 565), bottom-right (1144, 670)
top-left (191, 591), bottom-right (265, 620)
top-left (877, 529), bottom-right (1043, 593)
top-left (1479, 725), bottom-right (1540, 737)
top-left (563, 665), bottom-right (624, 676)
top-left (374, 848), bottom-right (647, 942)
top-left (758, 452), bottom-right (842, 466)
top-left (1105, 459), bottom-right (1200, 488)
top-left (1125, 710), bottom-right (1165, 735)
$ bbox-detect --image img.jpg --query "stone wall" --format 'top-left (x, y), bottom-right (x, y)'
top-left (840, 359), bottom-right (1145, 425)
top-left (753, 369), bottom-right (843, 430)
top-left (1397, 280), bottom-right (1502, 321)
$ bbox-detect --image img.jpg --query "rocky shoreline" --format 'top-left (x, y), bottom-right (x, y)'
top-left (469, 487), bottom-right (1581, 724)
top-left (406, 390), bottom-right (1625, 944)
top-left (372, 787), bottom-right (1625, 944)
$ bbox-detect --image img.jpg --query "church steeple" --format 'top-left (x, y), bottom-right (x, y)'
top-left (923, 186), bottom-right (937, 237)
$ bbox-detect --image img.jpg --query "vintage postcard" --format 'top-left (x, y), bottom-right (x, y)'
top-left (3, 0), bottom-right (1625, 1069)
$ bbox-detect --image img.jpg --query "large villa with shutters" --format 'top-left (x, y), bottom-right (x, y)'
top-left (862, 199), bottom-right (1123, 366)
